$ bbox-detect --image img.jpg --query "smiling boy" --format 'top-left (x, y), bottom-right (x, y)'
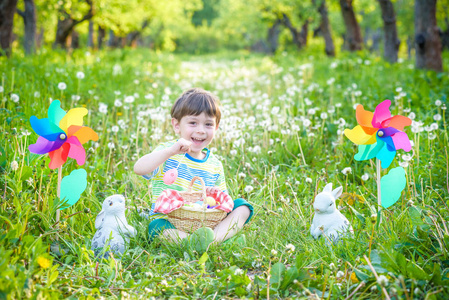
top-left (134, 88), bottom-right (253, 246)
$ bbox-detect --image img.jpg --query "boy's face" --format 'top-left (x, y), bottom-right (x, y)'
top-left (172, 112), bottom-right (219, 154)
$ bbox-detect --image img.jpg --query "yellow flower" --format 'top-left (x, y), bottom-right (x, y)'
top-left (350, 272), bottom-right (359, 283)
top-left (37, 256), bottom-right (51, 269)
top-left (117, 112), bottom-right (123, 116)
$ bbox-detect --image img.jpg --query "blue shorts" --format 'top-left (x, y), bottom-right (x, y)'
top-left (148, 198), bottom-right (254, 241)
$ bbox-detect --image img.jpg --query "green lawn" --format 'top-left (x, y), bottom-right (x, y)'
top-left (1, 48), bottom-right (449, 299)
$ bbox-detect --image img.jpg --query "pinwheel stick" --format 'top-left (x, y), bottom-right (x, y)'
top-left (376, 159), bottom-right (381, 216)
top-left (56, 166), bottom-right (62, 235)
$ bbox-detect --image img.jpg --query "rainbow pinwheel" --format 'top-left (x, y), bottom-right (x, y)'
top-left (344, 100), bottom-right (412, 168)
top-left (28, 100), bottom-right (98, 169)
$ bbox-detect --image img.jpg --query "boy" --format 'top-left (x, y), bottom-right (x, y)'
top-left (134, 88), bottom-right (253, 246)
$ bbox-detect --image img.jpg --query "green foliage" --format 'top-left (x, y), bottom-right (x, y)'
top-left (1, 47), bottom-right (449, 298)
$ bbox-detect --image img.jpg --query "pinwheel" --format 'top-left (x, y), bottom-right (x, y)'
top-left (344, 100), bottom-right (412, 210)
top-left (29, 100), bottom-right (98, 169)
top-left (344, 99), bottom-right (412, 168)
top-left (28, 100), bottom-right (98, 223)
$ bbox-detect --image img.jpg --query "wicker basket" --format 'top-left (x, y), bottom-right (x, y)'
top-left (167, 176), bottom-right (227, 233)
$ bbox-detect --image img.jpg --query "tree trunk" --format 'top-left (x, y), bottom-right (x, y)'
top-left (36, 26), bottom-right (43, 48)
top-left (0, 0), bottom-right (18, 57)
top-left (317, 0), bottom-right (335, 56)
top-left (339, 0), bottom-right (363, 51)
top-left (107, 29), bottom-right (120, 48)
top-left (53, 0), bottom-right (94, 49)
top-left (415, 0), bottom-right (442, 71)
top-left (377, 0), bottom-right (399, 63)
top-left (282, 14), bottom-right (308, 50)
top-left (87, 20), bottom-right (94, 48)
top-left (97, 26), bottom-right (105, 49)
top-left (267, 19), bottom-right (281, 54)
top-left (71, 30), bottom-right (79, 49)
top-left (16, 0), bottom-right (36, 55)
top-left (126, 20), bottom-right (149, 47)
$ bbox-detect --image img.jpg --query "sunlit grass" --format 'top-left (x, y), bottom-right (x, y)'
top-left (1, 47), bottom-right (449, 298)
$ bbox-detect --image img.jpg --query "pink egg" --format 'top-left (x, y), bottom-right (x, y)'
top-left (163, 169), bottom-right (178, 185)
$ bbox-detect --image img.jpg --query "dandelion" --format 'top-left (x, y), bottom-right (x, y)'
top-left (341, 167), bottom-right (352, 175)
top-left (114, 99), bottom-right (123, 107)
top-left (408, 112), bottom-right (416, 120)
top-left (361, 173), bottom-right (369, 181)
top-left (303, 119), bottom-right (311, 127)
top-left (111, 126), bottom-right (119, 133)
top-left (11, 93), bottom-right (19, 103)
top-left (244, 185), bottom-right (254, 193)
top-left (124, 95), bottom-right (135, 103)
top-left (433, 114), bottom-right (442, 121)
top-left (99, 103), bottom-right (108, 114)
top-left (34, 91), bottom-right (40, 97)
top-left (58, 82), bottom-right (67, 90)
top-left (234, 268), bottom-right (244, 276)
top-left (435, 99), bottom-right (442, 106)
top-left (336, 271), bottom-right (345, 279)
top-left (76, 71), bottom-right (85, 79)
top-left (108, 142), bottom-right (115, 149)
top-left (430, 123), bottom-right (438, 130)
top-left (306, 177), bottom-right (312, 183)
top-left (285, 243), bottom-right (295, 252)
top-left (320, 112), bottom-right (328, 120)
top-left (0, 86), bottom-right (3, 93)
top-left (428, 132), bottom-right (437, 140)
top-left (11, 161), bottom-right (19, 171)
top-left (145, 93), bottom-right (154, 100)
top-left (271, 249), bottom-right (278, 256)
top-left (399, 161), bottom-right (409, 168)
top-left (140, 127), bottom-right (148, 134)
top-left (113, 64), bottom-right (122, 76)
top-left (271, 106), bottom-right (280, 114)
top-left (329, 263), bottom-right (336, 270)
top-left (238, 173), bottom-right (246, 179)
top-left (71, 95), bottom-right (81, 102)
top-left (37, 256), bottom-right (51, 269)
top-left (377, 275), bottom-right (389, 287)
top-left (230, 149), bottom-right (237, 156)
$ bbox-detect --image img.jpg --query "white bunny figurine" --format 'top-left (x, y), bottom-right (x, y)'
top-left (91, 194), bottom-right (137, 257)
top-left (310, 183), bottom-right (353, 243)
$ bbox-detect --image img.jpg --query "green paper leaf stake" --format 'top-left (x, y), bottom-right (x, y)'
top-left (380, 167), bottom-right (406, 208)
top-left (59, 168), bottom-right (88, 210)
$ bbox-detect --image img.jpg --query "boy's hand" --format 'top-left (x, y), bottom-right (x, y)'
top-left (206, 186), bottom-right (221, 195)
top-left (170, 138), bottom-right (192, 155)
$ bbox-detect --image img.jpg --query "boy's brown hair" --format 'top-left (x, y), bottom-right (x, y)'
top-left (171, 88), bottom-right (222, 125)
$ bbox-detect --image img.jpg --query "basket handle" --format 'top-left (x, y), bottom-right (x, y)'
top-left (188, 176), bottom-right (207, 200)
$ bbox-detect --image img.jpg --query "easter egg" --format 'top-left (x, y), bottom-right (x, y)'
top-left (205, 196), bottom-right (216, 206)
top-left (163, 169), bottom-right (178, 185)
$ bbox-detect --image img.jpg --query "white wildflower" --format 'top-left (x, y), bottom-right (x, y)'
top-left (11, 94), bottom-right (19, 103)
top-left (341, 167), bottom-right (352, 175)
top-left (11, 161), bottom-right (19, 171)
top-left (58, 82), bottom-right (67, 90)
top-left (377, 275), bottom-right (389, 287)
top-left (361, 173), bottom-right (370, 181)
top-left (76, 71), bottom-right (85, 79)
top-left (244, 185), bottom-right (254, 193)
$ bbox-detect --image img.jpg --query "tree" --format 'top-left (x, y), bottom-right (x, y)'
top-left (339, 0), bottom-right (363, 51)
top-left (314, 0), bottom-right (335, 56)
top-left (377, 0), bottom-right (399, 63)
top-left (0, 0), bottom-right (18, 56)
top-left (53, 0), bottom-right (94, 48)
top-left (17, 0), bottom-right (37, 54)
top-left (415, 0), bottom-right (442, 71)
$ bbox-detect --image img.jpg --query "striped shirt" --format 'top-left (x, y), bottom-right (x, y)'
top-left (144, 141), bottom-right (227, 204)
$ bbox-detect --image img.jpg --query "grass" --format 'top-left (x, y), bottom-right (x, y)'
top-left (1, 46), bottom-right (449, 299)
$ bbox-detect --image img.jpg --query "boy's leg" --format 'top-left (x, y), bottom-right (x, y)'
top-left (213, 205), bottom-right (251, 243)
top-left (162, 229), bottom-right (189, 244)
top-left (149, 218), bottom-right (187, 243)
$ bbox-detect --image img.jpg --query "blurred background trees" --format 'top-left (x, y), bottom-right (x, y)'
top-left (1, 0), bottom-right (448, 71)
